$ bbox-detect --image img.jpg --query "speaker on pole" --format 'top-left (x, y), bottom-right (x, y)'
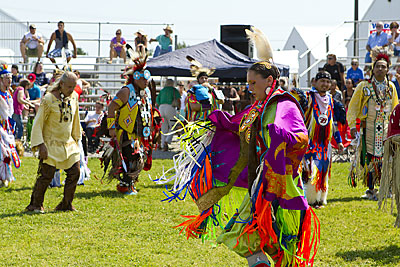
top-left (220, 25), bottom-right (253, 57)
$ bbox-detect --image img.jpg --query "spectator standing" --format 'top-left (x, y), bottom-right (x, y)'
top-left (329, 79), bottom-right (343, 103)
top-left (392, 65), bottom-right (400, 99)
top-left (156, 79), bottom-right (180, 151)
top-left (323, 54), bottom-right (345, 90)
top-left (32, 62), bottom-right (49, 87)
top-left (388, 21), bottom-right (400, 59)
top-left (221, 84), bottom-right (240, 115)
top-left (108, 29), bottom-right (127, 64)
top-left (279, 77), bottom-right (289, 91)
top-left (27, 74), bottom-right (41, 101)
top-left (11, 64), bottom-right (23, 90)
top-left (20, 24), bottom-right (44, 63)
top-left (237, 85), bottom-right (251, 112)
top-left (149, 25), bottom-right (173, 57)
top-left (365, 21), bottom-right (388, 63)
top-left (12, 79), bottom-right (33, 140)
top-left (177, 81), bottom-right (187, 120)
top-left (46, 21), bottom-right (77, 65)
top-left (135, 30), bottom-right (148, 55)
top-left (343, 78), bottom-right (355, 109)
top-left (346, 58), bottom-right (364, 85)
top-left (84, 101), bottom-right (104, 153)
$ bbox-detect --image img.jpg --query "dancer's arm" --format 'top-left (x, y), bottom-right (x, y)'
top-left (107, 87), bottom-right (129, 138)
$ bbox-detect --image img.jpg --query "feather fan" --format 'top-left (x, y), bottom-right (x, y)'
top-left (245, 26), bottom-right (273, 62)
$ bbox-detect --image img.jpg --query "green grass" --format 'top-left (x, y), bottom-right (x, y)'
top-left (1, 158), bottom-right (400, 266)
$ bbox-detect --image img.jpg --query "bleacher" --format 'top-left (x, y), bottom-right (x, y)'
top-left (8, 55), bottom-right (166, 118)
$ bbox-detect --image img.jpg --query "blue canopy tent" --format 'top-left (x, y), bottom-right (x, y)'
top-left (146, 39), bottom-right (289, 81)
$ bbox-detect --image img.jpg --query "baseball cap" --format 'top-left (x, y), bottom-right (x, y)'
top-left (27, 73), bottom-right (36, 83)
top-left (29, 24), bottom-right (36, 29)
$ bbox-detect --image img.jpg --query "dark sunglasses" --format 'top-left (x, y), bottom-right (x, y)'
top-left (328, 57), bottom-right (334, 60)
top-left (351, 63), bottom-right (357, 65)
top-left (116, 32), bottom-right (121, 35)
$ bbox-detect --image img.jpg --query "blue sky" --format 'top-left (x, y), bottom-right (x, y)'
top-left (2, 0), bottom-right (373, 55)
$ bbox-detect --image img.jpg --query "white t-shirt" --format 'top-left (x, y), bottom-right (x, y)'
top-left (388, 33), bottom-right (400, 49)
top-left (23, 32), bottom-right (43, 49)
top-left (180, 90), bottom-right (187, 111)
top-left (84, 111), bottom-right (102, 128)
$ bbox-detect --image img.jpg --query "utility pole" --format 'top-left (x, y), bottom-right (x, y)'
top-left (354, 0), bottom-right (359, 57)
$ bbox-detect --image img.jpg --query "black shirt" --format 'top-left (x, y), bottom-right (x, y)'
top-left (323, 62), bottom-right (344, 88)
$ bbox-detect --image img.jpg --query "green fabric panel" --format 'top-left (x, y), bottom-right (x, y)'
top-left (285, 175), bottom-right (305, 198)
top-left (261, 101), bottom-right (277, 147)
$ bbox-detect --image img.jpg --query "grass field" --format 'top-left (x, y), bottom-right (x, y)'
top-left (1, 157), bottom-right (400, 266)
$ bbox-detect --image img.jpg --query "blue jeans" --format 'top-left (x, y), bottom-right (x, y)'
top-left (12, 114), bottom-right (23, 139)
top-left (365, 51), bottom-right (372, 63)
top-left (153, 45), bottom-right (172, 57)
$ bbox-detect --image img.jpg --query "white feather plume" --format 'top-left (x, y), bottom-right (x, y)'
top-left (245, 26), bottom-right (273, 61)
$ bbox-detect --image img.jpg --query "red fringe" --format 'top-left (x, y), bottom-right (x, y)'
top-left (296, 207), bottom-right (320, 267)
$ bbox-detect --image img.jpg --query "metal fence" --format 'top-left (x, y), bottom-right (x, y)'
top-left (0, 20), bottom-right (173, 57)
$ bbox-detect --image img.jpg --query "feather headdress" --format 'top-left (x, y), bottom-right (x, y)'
top-left (186, 56), bottom-right (215, 78)
top-left (0, 61), bottom-right (9, 76)
top-left (123, 43), bottom-right (148, 76)
top-left (371, 46), bottom-right (393, 67)
top-left (245, 26), bottom-right (273, 62)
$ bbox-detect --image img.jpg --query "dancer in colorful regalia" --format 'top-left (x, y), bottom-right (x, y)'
top-left (154, 27), bottom-right (319, 267)
top-left (302, 71), bottom-right (344, 207)
top-left (378, 103), bottom-right (400, 227)
top-left (347, 47), bottom-right (398, 200)
top-left (101, 46), bottom-right (161, 195)
top-left (0, 62), bottom-right (20, 187)
top-left (185, 56), bottom-right (224, 121)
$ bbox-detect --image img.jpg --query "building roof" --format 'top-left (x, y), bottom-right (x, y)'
top-left (289, 25), bottom-right (353, 59)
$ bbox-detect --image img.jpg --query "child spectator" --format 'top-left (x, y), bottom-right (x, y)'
top-left (73, 70), bottom-right (90, 99)
top-left (344, 78), bottom-right (355, 109)
top-left (108, 29), bottom-right (127, 64)
top-left (11, 64), bottom-right (23, 90)
top-left (84, 101), bottom-right (104, 153)
top-left (12, 79), bottom-right (34, 140)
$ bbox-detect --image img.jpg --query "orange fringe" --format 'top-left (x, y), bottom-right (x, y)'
top-left (175, 154), bottom-right (214, 239)
top-left (234, 183), bottom-right (277, 255)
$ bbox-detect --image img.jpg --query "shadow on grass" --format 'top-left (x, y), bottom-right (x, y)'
top-left (336, 245), bottom-right (400, 265)
top-left (144, 183), bottom-right (170, 189)
top-left (3, 186), bottom-right (32, 193)
top-left (328, 196), bottom-right (362, 203)
top-left (0, 209), bottom-right (60, 219)
top-left (75, 189), bottom-right (125, 199)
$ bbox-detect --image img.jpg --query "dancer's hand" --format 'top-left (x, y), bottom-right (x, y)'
top-left (338, 143), bottom-right (344, 153)
top-left (38, 143), bottom-right (48, 160)
top-left (109, 128), bottom-right (116, 138)
top-left (350, 128), bottom-right (357, 139)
